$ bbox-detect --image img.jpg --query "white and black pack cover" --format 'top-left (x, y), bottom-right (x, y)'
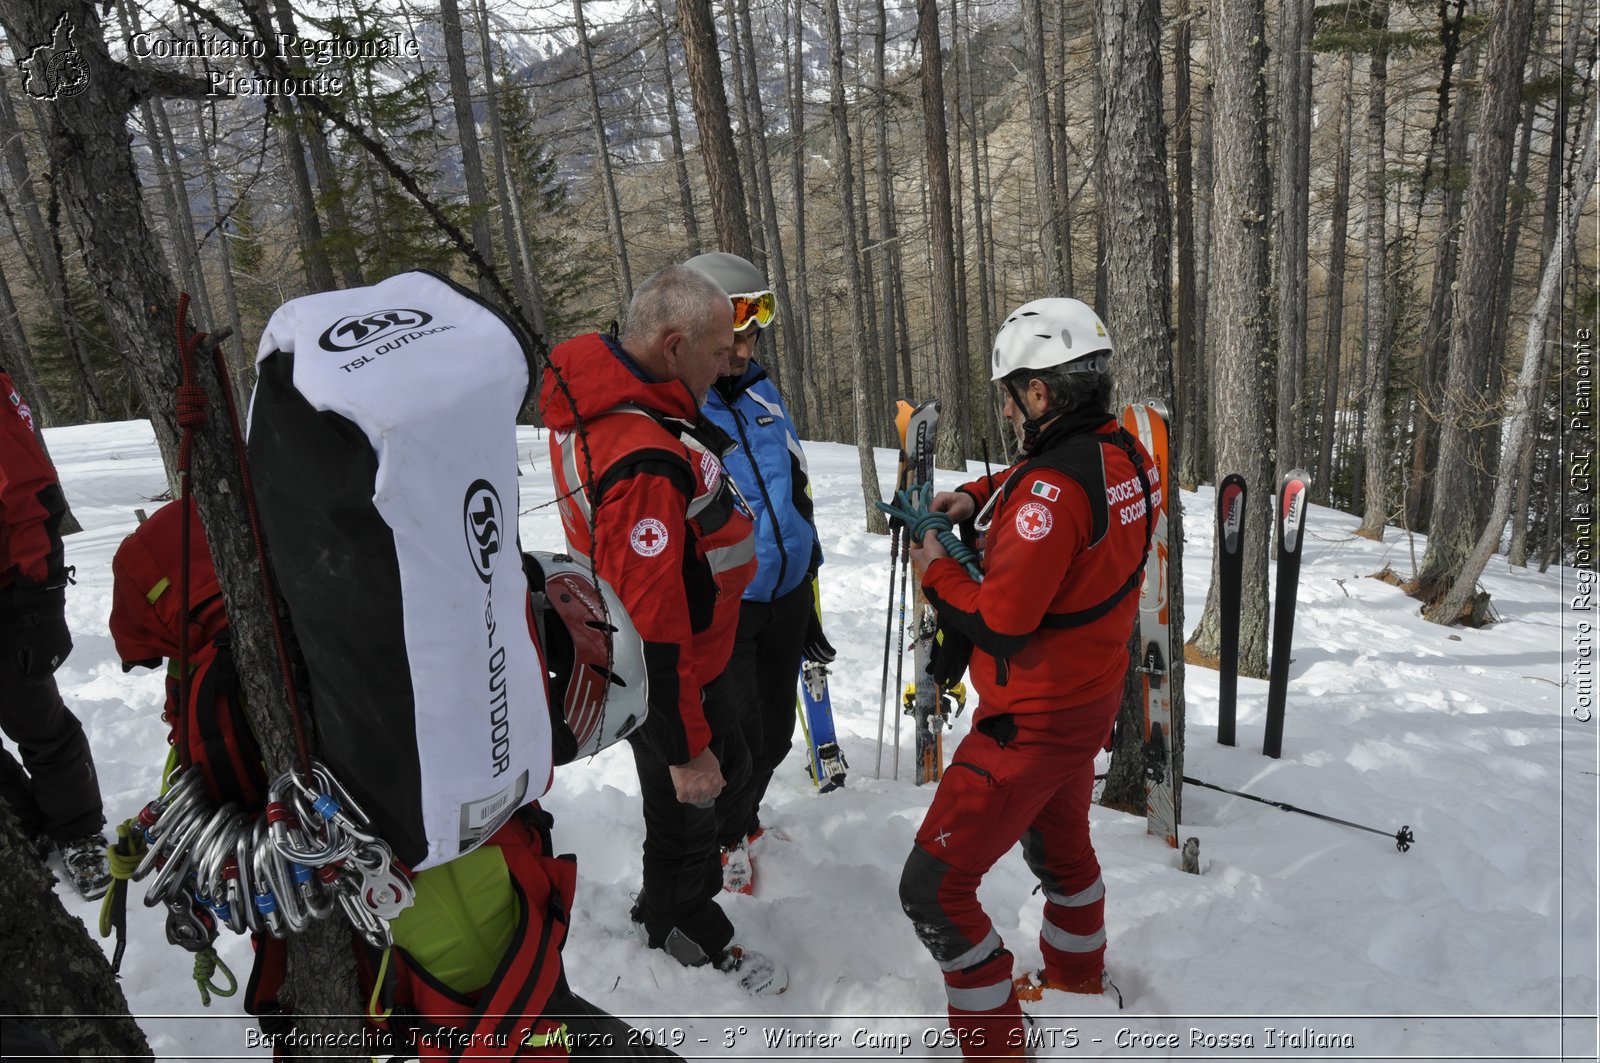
top-left (246, 270), bottom-right (551, 871)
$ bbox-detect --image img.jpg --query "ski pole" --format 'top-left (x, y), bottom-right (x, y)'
top-left (891, 545), bottom-right (910, 781)
top-left (1183, 776), bottom-right (1414, 852)
top-left (875, 521), bottom-right (904, 779)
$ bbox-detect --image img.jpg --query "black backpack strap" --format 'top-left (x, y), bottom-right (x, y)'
top-left (1038, 427), bottom-right (1154, 631)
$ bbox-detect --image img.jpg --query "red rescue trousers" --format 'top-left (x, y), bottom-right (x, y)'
top-left (899, 687), bottom-right (1121, 1059)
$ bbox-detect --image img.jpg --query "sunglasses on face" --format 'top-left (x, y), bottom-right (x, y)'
top-left (731, 290), bottom-right (776, 332)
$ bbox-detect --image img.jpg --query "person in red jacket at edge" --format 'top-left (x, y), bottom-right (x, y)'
top-left (539, 264), bottom-right (786, 995)
top-left (899, 298), bottom-right (1156, 1057)
top-left (0, 364), bottom-right (110, 900)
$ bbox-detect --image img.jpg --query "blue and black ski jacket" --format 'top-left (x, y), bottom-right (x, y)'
top-left (704, 362), bottom-right (823, 603)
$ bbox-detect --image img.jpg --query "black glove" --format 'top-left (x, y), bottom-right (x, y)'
top-left (3, 585), bottom-right (72, 679)
top-left (801, 610), bottom-right (836, 664)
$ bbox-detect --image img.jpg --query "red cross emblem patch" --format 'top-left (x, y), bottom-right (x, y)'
top-left (631, 517), bottom-right (669, 557)
top-left (1016, 501), bottom-right (1053, 541)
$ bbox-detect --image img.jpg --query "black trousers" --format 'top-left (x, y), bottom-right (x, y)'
top-left (710, 579), bottom-right (811, 849)
top-left (628, 684), bottom-right (750, 958)
top-left (0, 666), bottom-right (103, 844)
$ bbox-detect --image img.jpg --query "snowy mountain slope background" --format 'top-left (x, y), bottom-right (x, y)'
top-left (39, 418), bottom-right (1599, 1061)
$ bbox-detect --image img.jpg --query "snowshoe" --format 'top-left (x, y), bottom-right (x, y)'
top-left (59, 834), bottom-right (111, 900)
top-left (720, 841), bottom-right (755, 895)
top-left (1014, 969), bottom-right (1123, 1009)
top-left (716, 945), bottom-right (787, 995)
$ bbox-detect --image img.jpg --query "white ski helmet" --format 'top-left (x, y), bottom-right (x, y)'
top-left (990, 298), bottom-right (1114, 382)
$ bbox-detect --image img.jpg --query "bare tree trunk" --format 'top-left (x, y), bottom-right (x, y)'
top-left (1021, 0), bottom-right (1062, 293)
top-left (1094, 0), bottom-right (1180, 817)
top-left (1315, 55), bottom-right (1355, 505)
top-left (1189, 0), bottom-right (1273, 677)
top-left (873, 0), bottom-right (899, 412)
top-left (1513, 0), bottom-right (1590, 565)
top-left (735, 0), bottom-right (804, 405)
top-left (654, 0), bottom-right (703, 257)
top-left (1054, 0), bottom-right (1077, 295)
top-left (473, 0), bottom-right (535, 326)
top-left (961, 0), bottom-right (998, 454)
top-left (0, 78), bottom-right (105, 419)
top-left (0, 802), bottom-right (151, 1058)
top-left (1355, 1), bottom-right (1393, 541)
top-left (108, 0), bottom-right (218, 337)
top-left (0, 1), bottom-right (365, 1050)
top-left (575, 0), bottom-right (634, 302)
top-left (1173, 0), bottom-right (1199, 489)
top-left (268, 0), bottom-right (363, 289)
top-left (193, 102), bottom-right (250, 407)
top-left (1416, 0), bottom-right (1536, 610)
top-left (441, 0), bottom-right (497, 301)
top-left (1273, 0), bottom-right (1313, 480)
top-left (825, 0), bottom-right (889, 531)
top-left (1407, 46), bottom-right (1477, 530)
top-left (947, 1), bottom-right (971, 453)
top-left (678, 0), bottom-right (754, 259)
top-left (916, 0), bottom-right (969, 467)
top-left (786, 0), bottom-right (821, 436)
top-left (0, 258), bottom-right (52, 426)
top-left (724, 0), bottom-right (766, 265)
top-left (1194, 81), bottom-right (1214, 482)
top-left (240, 0), bottom-right (335, 292)
top-left (1436, 78), bottom-right (1595, 622)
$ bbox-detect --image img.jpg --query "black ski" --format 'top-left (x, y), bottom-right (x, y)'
top-left (1215, 473), bottom-right (1247, 746)
top-left (1262, 470), bottom-right (1310, 759)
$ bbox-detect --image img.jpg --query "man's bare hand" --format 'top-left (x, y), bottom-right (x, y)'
top-left (669, 747), bottom-right (725, 805)
top-left (908, 528), bottom-right (948, 577)
top-left (929, 490), bottom-right (974, 521)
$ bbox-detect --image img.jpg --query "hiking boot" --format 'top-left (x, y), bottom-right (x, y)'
top-left (715, 945), bottom-right (787, 995)
top-left (1014, 969), bottom-right (1123, 1008)
top-left (59, 834), bottom-right (111, 900)
top-left (720, 841), bottom-right (755, 895)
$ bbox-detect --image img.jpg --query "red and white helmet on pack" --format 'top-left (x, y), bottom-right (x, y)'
top-left (990, 297), bottom-right (1114, 382)
top-left (526, 552), bottom-right (648, 762)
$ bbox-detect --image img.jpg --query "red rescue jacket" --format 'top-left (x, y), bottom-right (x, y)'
top-left (539, 333), bottom-right (757, 764)
top-left (0, 368), bottom-right (66, 589)
top-left (922, 411), bottom-right (1155, 718)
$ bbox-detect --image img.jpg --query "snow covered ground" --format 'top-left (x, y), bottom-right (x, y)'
top-left (39, 418), bottom-right (1600, 1061)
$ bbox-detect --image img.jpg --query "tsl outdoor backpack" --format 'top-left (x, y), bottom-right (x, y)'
top-left (247, 269), bottom-right (556, 871)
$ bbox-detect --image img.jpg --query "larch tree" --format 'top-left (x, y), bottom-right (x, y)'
top-left (1093, 0), bottom-right (1181, 817)
top-left (825, 0), bottom-right (889, 534)
top-left (1273, 0), bottom-right (1314, 480)
top-left (1187, 0), bottom-right (1274, 678)
top-left (677, 0), bottom-right (755, 258)
top-left (0, 0), bottom-right (367, 1051)
top-left (1436, 72), bottom-right (1597, 623)
top-left (916, 0), bottom-right (970, 468)
top-left (1354, 0), bottom-right (1394, 541)
top-left (1414, 0), bottom-right (1537, 614)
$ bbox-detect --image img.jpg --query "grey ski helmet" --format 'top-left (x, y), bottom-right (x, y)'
top-left (684, 252), bottom-right (774, 332)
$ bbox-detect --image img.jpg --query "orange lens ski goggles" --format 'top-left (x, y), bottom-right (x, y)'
top-left (730, 290), bottom-right (776, 332)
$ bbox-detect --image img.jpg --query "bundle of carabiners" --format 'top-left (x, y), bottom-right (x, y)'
top-left (133, 761), bottom-right (415, 951)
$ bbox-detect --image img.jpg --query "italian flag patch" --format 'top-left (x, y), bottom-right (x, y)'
top-left (1031, 480), bottom-right (1061, 502)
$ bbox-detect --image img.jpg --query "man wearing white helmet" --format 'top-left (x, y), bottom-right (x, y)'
top-left (684, 252), bottom-right (831, 890)
top-left (898, 298), bottom-right (1157, 1056)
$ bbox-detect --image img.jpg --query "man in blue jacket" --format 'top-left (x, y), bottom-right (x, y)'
top-left (687, 253), bottom-right (834, 890)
